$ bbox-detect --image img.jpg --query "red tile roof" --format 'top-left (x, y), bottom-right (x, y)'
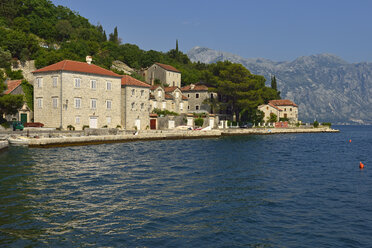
top-left (165, 93), bottom-right (173, 99)
top-left (154, 62), bottom-right (180, 73)
top-left (269, 99), bottom-right (298, 107)
top-left (268, 102), bottom-right (282, 111)
top-left (32, 60), bottom-right (121, 78)
top-left (150, 85), bottom-right (162, 91)
top-left (121, 75), bottom-right (150, 88)
top-left (182, 95), bottom-right (188, 100)
top-left (181, 84), bottom-right (208, 91)
top-left (164, 86), bottom-right (178, 92)
top-left (4, 80), bottom-right (22, 94)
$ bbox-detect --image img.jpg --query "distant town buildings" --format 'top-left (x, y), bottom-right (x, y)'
top-left (258, 99), bottom-right (298, 123)
top-left (26, 59), bottom-right (299, 130)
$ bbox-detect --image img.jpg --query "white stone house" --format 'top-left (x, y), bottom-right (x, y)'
top-left (149, 85), bottom-right (188, 114)
top-left (2, 79), bottom-right (33, 123)
top-left (121, 75), bottom-right (151, 130)
top-left (258, 99), bottom-right (298, 123)
top-left (32, 59), bottom-right (122, 130)
top-left (181, 84), bottom-right (217, 113)
top-left (144, 63), bottom-right (181, 87)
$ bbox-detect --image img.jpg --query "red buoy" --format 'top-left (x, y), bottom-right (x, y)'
top-left (359, 161), bottom-right (364, 169)
top-left (349, 139), bottom-right (352, 143)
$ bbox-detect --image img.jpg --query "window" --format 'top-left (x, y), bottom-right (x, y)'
top-left (196, 93), bottom-right (199, 98)
top-left (140, 90), bottom-right (144, 97)
top-left (106, 81), bottom-right (112, 90)
top-left (52, 77), bottom-right (58, 87)
top-left (187, 94), bottom-right (190, 98)
top-left (290, 108), bottom-right (292, 111)
top-left (153, 102), bottom-right (157, 108)
top-left (37, 98), bottom-right (43, 108)
top-left (267, 107), bottom-right (269, 110)
top-left (91, 99), bottom-right (97, 109)
top-left (107, 116), bottom-right (111, 124)
top-left (180, 102), bottom-right (184, 110)
top-left (52, 97), bottom-right (58, 108)
top-left (284, 108), bottom-right (286, 111)
top-left (74, 78), bottom-right (81, 88)
top-left (141, 103), bottom-right (144, 110)
top-left (196, 105), bottom-right (199, 110)
top-left (188, 105), bottom-right (190, 110)
top-left (162, 101), bottom-right (166, 109)
top-left (36, 78), bottom-right (43, 88)
top-left (75, 116), bottom-right (81, 124)
top-left (91, 80), bottom-right (97, 89)
top-left (131, 102), bottom-right (135, 110)
top-left (106, 100), bottom-right (112, 109)
top-left (74, 98), bottom-right (81, 108)
top-left (131, 89), bottom-right (135, 96)
top-left (175, 92), bottom-right (179, 98)
top-left (211, 93), bottom-right (214, 99)
top-left (158, 90), bottom-right (162, 97)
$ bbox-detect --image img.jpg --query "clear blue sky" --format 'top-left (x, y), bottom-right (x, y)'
top-left (51, 0), bottom-right (372, 63)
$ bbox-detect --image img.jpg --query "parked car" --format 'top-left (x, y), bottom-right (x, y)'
top-left (24, 122), bottom-right (44, 128)
top-left (239, 123), bottom-right (253, 128)
top-left (12, 121), bottom-right (24, 131)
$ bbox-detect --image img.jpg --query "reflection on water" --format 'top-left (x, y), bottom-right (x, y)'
top-left (1, 126), bottom-right (372, 247)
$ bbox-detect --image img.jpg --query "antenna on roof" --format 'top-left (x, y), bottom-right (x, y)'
top-left (86, 56), bottom-right (92, 65)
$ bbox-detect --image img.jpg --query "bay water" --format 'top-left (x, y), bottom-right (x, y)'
top-left (1, 126), bottom-right (372, 247)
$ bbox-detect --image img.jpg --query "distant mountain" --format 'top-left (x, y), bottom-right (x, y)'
top-left (188, 47), bottom-right (372, 124)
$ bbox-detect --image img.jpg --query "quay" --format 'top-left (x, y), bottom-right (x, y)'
top-left (2, 127), bottom-right (339, 148)
top-left (0, 140), bottom-right (8, 151)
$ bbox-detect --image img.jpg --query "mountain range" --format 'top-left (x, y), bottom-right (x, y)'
top-left (187, 47), bottom-right (372, 124)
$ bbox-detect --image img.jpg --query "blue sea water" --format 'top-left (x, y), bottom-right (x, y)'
top-left (0, 126), bottom-right (372, 247)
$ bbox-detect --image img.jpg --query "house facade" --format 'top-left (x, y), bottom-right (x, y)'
top-left (144, 63), bottom-right (181, 87)
top-left (181, 84), bottom-right (216, 113)
top-left (2, 79), bottom-right (33, 123)
top-left (149, 85), bottom-right (188, 114)
top-left (258, 99), bottom-right (298, 123)
top-left (121, 75), bottom-right (151, 130)
top-left (32, 60), bottom-right (122, 130)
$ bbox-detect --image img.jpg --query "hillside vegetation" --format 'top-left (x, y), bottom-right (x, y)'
top-left (0, 0), bottom-right (279, 123)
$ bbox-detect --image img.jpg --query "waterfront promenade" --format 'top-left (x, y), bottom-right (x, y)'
top-left (1, 127), bottom-right (339, 148)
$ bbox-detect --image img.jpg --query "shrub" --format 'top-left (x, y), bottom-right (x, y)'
top-left (194, 117), bottom-right (204, 127)
top-left (67, 125), bottom-right (75, 131)
top-left (322, 122), bottom-right (332, 127)
top-left (116, 125), bottom-right (121, 129)
top-left (82, 125), bottom-right (89, 130)
top-left (152, 108), bottom-right (179, 116)
top-left (313, 121), bottom-right (319, 128)
top-left (102, 125), bottom-right (108, 128)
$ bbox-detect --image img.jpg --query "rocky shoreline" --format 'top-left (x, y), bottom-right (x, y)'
top-left (2, 127), bottom-right (339, 148)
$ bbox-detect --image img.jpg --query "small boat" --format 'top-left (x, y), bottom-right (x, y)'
top-left (7, 136), bottom-right (31, 146)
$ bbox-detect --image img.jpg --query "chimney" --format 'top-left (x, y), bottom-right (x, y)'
top-left (86, 56), bottom-right (92, 65)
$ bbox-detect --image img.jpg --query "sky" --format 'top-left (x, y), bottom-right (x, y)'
top-left (51, 0), bottom-right (372, 63)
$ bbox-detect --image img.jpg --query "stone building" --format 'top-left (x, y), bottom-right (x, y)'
top-left (121, 75), bottom-right (151, 130)
top-left (258, 99), bottom-right (298, 123)
top-left (2, 79), bottom-right (33, 123)
top-left (32, 59), bottom-right (122, 130)
top-left (181, 84), bottom-right (217, 113)
top-left (149, 85), bottom-right (188, 114)
top-left (144, 63), bottom-right (181, 87)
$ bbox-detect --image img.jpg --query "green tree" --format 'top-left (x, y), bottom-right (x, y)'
top-left (271, 75), bottom-right (281, 99)
top-left (267, 112), bottom-right (277, 123)
top-left (21, 79), bottom-right (33, 111)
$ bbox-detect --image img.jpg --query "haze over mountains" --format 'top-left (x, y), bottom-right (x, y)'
top-left (187, 47), bottom-right (372, 124)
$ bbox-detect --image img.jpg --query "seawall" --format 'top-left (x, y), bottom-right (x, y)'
top-left (0, 140), bottom-right (8, 151)
top-left (5, 127), bottom-right (339, 148)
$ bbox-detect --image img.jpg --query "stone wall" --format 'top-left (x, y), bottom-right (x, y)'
top-left (11, 60), bottom-right (36, 84)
